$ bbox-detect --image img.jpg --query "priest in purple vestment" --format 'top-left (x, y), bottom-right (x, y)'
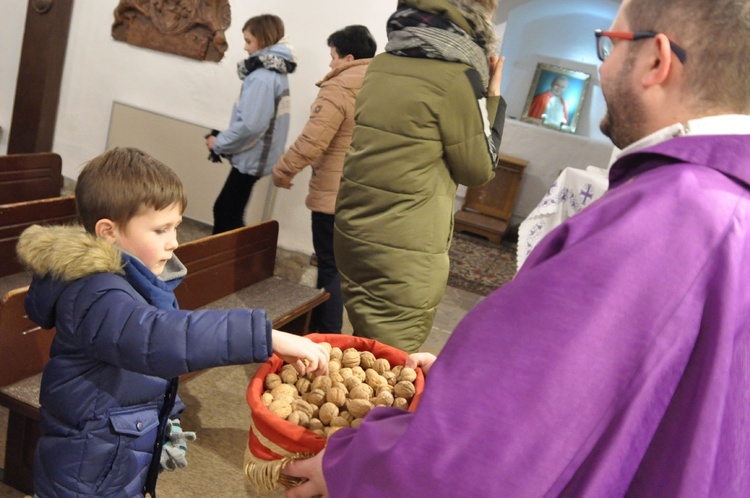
top-left (283, 0), bottom-right (750, 496)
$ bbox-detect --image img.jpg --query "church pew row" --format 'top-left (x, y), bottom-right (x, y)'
top-left (0, 196), bottom-right (78, 279)
top-left (0, 152), bottom-right (63, 205)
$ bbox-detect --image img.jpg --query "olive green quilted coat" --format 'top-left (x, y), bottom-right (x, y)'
top-left (334, 0), bottom-right (506, 352)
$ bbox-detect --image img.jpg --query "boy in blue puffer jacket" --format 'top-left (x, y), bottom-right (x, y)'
top-left (16, 147), bottom-right (329, 498)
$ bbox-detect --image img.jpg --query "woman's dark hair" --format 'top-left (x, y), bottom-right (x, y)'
top-left (327, 25), bottom-right (377, 60)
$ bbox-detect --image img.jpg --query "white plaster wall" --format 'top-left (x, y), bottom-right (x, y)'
top-left (3, 0), bottom-right (393, 253)
top-left (0, 1), bottom-right (27, 155)
top-left (3, 0), bottom-right (619, 253)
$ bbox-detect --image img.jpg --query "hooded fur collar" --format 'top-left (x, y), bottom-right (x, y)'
top-left (17, 224), bottom-right (123, 282)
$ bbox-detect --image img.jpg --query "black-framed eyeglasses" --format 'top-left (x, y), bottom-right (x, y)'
top-left (595, 29), bottom-right (687, 64)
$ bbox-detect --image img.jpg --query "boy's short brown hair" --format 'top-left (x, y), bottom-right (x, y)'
top-left (75, 147), bottom-right (187, 234)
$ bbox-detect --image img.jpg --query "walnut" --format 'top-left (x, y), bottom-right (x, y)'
top-left (329, 372), bottom-right (344, 384)
top-left (351, 418), bottom-right (363, 429)
top-left (376, 384), bottom-right (394, 396)
top-left (295, 377), bottom-right (311, 395)
top-left (326, 386), bottom-right (347, 407)
top-left (398, 367), bottom-right (417, 383)
top-left (339, 367), bottom-right (353, 380)
top-left (273, 394), bottom-right (295, 406)
top-left (261, 392), bottom-right (274, 407)
top-left (330, 416), bottom-right (350, 428)
top-left (288, 410), bottom-right (310, 427)
top-left (325, 426), bottom-right (345, 437)
top-left (330, 347), bottom-right (343, 361)
top-left (338, 411), bottom-right (354, 424)
top-left (348, 383), bottom-right (374, 400)
top-left (351, 366), bottom-right (366, 382)
top-left (391, 365), bottom-right (404, 378)
top-left (313, 429), bottom-right (326, 437)
top-left (268, 400), bottom-right (292, 420)
top-left (308, 418), bottom-right (324, 431)
top-left (303, 389), bottom-right (326, 407)
top-left (359, 351), bottom-right (376, 369)
top-left (271, 383), bottom-right (298, 399)
top-left (280, 364), bottom-right (299, 382)
top-left (342, 349), bottom-right (361, 368)
top-left (346, 398), bottom-right (374, 419)
top-left (383, 371), bottom-right (398, 386)
top-left (280, 368), bottom-right (298, 385)
top-left (373, 358), bottom-right (391, 375)
top-left (264, 373), bottom-right (282, 391)
top-left (332, 381), bottom-right (348, 394)
top-left (328, 359), bottom-right (342, 375)
top-left (393, 397), bottom-right (409, 410)
top-left (319, 402), bottom-right (339, 425)
top-left (394, 380), bottom-right (416, 400)
top-left (374, 390), bottom-right (394, 407)
top-left (365, 369), bottom-right (387, 389)
top-left (343, 375), bottom-right (362, 391)
top-left (291, 399), bottom-right (315, 418)
top-left (311, 375), bottom-right (332, 393)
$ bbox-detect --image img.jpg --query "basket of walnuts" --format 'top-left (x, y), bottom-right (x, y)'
top-left (243, 333), bottom-right (425, 493)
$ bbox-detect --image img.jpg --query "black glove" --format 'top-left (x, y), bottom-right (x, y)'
top-left (205, 129), bottom-right (224, 163)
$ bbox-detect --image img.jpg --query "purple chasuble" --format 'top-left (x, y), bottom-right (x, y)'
top-left (322, 135), bottom-right (750, 497)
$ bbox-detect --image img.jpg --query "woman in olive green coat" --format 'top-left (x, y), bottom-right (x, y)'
top-left (334, 0), bottom-right (505, 352)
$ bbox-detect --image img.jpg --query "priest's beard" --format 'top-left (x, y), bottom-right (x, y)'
top-left (600, 56), bottom-right (647, 149)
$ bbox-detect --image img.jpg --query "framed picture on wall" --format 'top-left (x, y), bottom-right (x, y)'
top-left (521, 62), bottom-right (591, 134)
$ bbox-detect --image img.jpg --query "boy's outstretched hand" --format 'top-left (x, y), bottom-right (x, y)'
top-left (271, 330), bottom-right (329, 376)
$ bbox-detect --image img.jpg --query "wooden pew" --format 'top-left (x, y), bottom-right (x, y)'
top-left (0, 196), bottom-right (78, 278)
top-left (0, 153), bottom-right (63, 204)
top-left (0, 288), bottom-right (54, 493)
top-left (175, 219), bottom-right (329, 333)
top-left (0, 220), bottom-right (328, 494)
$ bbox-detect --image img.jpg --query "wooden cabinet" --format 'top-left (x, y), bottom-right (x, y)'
top-left (454, 154), bottom-right (527, 243)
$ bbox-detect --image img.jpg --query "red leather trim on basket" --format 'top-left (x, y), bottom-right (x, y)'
top-left (246, 333), bottom-right (425, 458)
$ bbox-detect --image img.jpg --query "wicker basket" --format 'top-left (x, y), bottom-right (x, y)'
top-left (244, 333), bottom-right (425, 493)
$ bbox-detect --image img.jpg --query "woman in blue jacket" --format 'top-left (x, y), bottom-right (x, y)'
top-left (206, 14), bottom-right (296, 234)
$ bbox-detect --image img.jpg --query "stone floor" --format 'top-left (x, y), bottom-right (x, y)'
top-left (0, 218), bottom-right (485, 497)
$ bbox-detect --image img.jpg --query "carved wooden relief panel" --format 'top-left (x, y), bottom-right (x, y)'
top-left (112, 0), bottom-right (231, 62)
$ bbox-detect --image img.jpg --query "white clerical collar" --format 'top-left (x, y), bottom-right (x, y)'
top-left (616, 114), bottom-right (750, 158)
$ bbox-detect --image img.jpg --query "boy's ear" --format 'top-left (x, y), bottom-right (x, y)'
top-left (95, 219), bottom-right (117, 243)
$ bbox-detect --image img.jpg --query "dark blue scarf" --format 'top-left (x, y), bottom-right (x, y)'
top-left (121, 253), bottom-right (184, 310)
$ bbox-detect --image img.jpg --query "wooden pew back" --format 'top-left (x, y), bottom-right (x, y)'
top-left (0, 152), bottom-right (63, 204)
top-left (0, 196), bottom-right (78, 278)
top-left (0, 287), bottom-right (55, 388)
top-left (174, 220), bottom-right (278, 310)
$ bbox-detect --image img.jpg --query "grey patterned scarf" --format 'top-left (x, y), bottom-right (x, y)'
top-left (385, 7), bottom-right (490, 87)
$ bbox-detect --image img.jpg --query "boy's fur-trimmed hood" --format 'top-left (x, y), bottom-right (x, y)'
top-left (17, 224), bottom-right (123, 281)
